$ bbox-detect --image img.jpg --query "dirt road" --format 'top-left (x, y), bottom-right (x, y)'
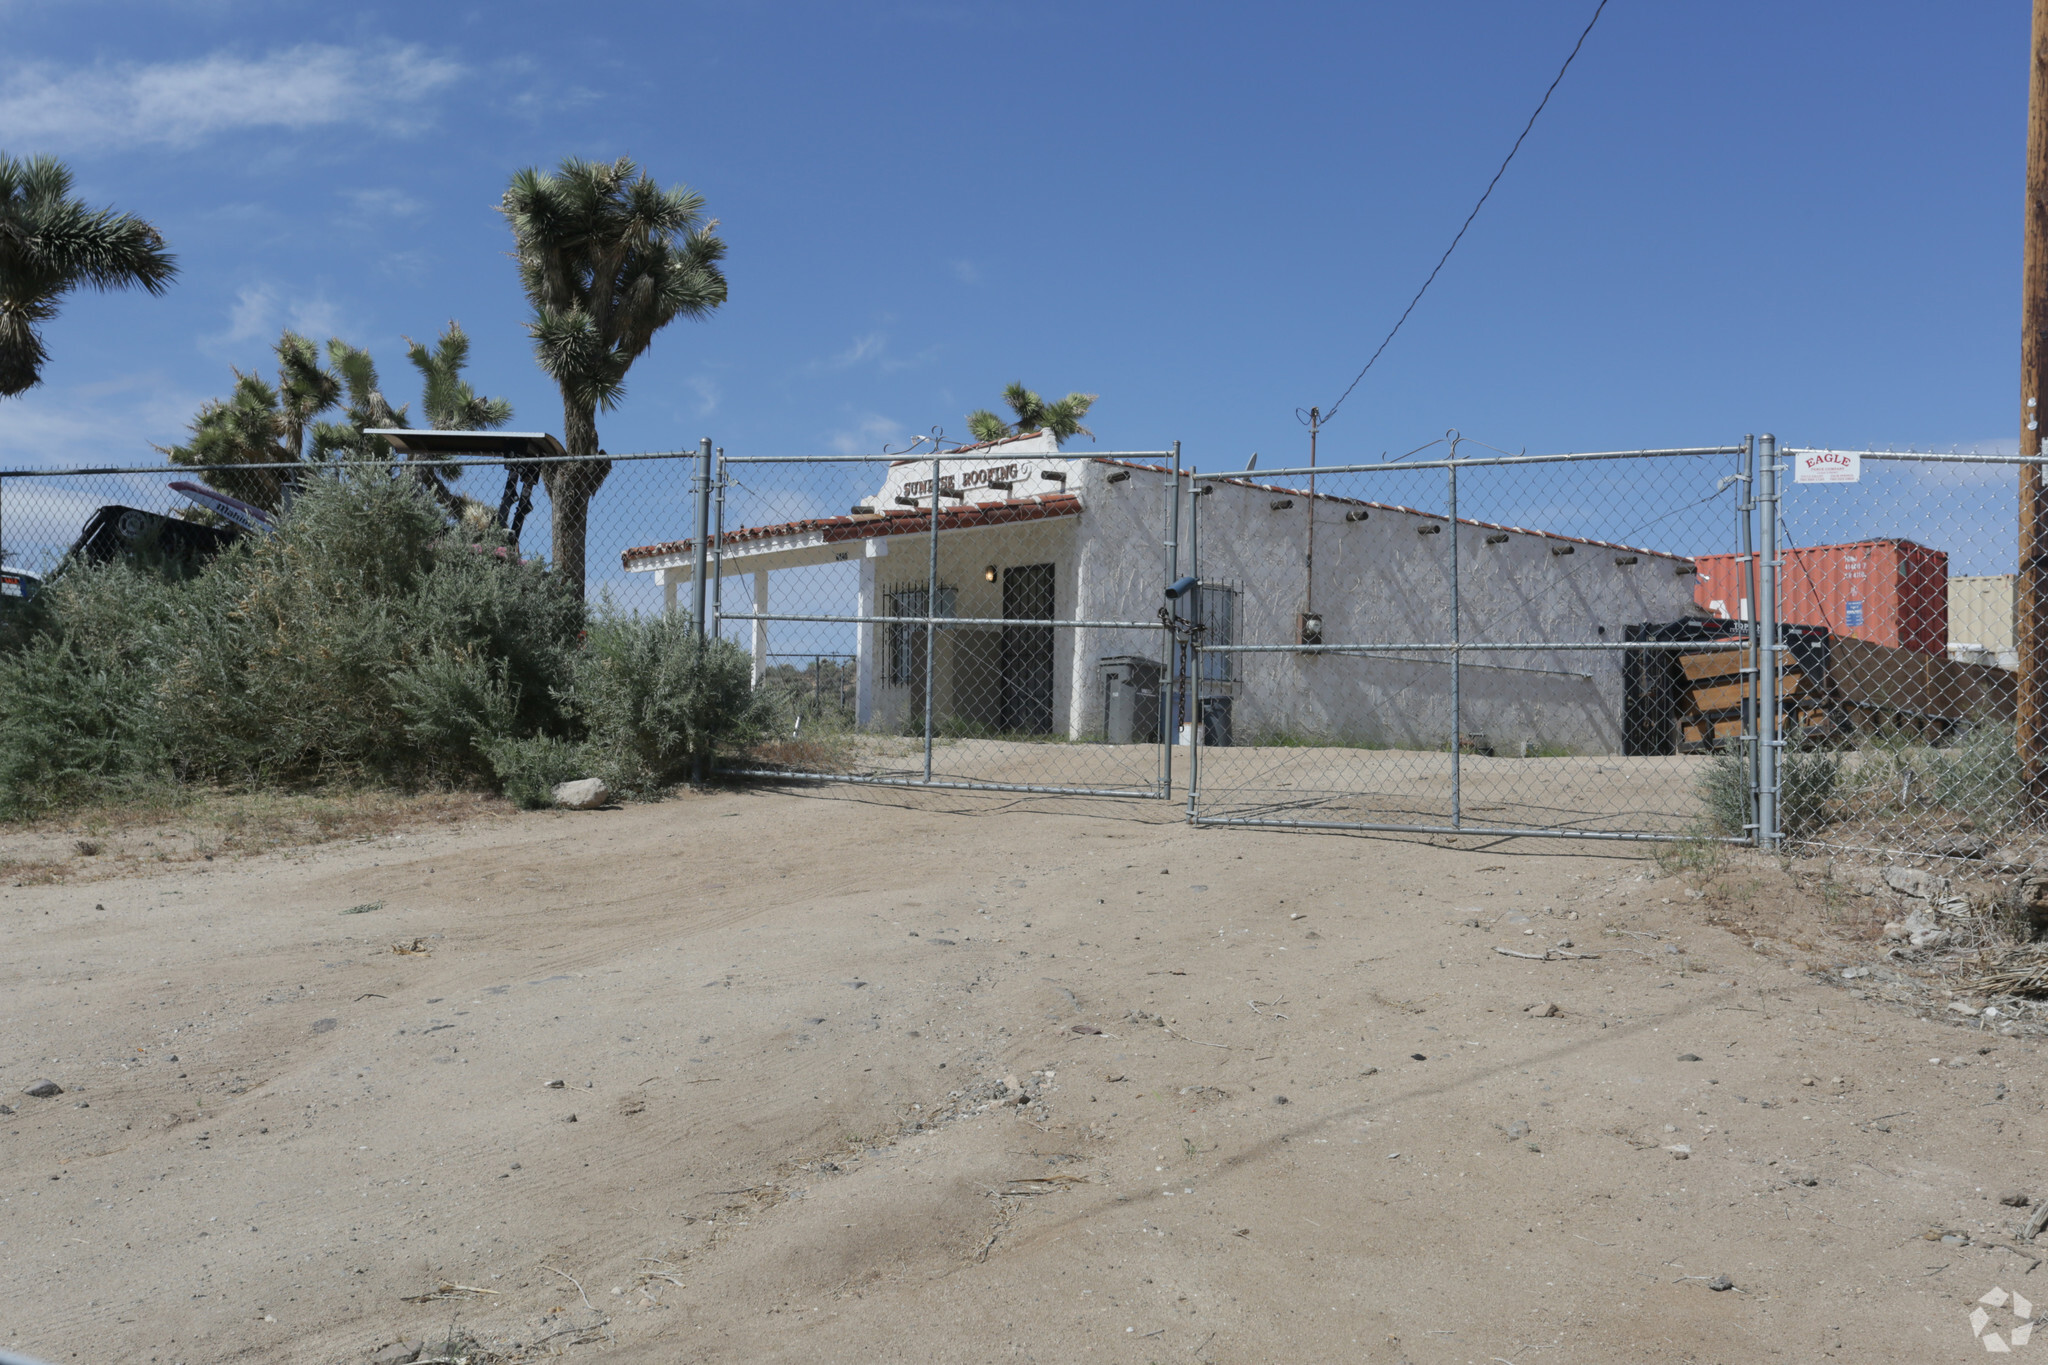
top-left (1, 786), bottom-right (2039, 1363)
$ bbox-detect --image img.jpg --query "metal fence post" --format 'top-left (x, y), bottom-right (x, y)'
top-left (711, 447), bottom-right (726, 637)
top-left (1756, 433), bottom-right (1782, 848)
top-left (1447, 432), bottom-right (1463, 829)
top-left (923, 453), bottom-right (941, 784)
top-left (1187, 479), bottom-right (1203, 821)
top-left (1164, 441), bottom-right (1182, 786)
top-left (691, 436), bottom-right (714, 788)
top-left (691, 437), bottom-right (712, 639)
top-left (1739, 435), bottom-right (1760, 843)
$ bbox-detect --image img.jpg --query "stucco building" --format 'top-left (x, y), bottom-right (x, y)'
top-left (622, 431), bottom-right (1704, 756)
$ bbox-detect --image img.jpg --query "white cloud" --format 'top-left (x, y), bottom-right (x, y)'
top-left (810, 332), bottom-right (887, 373)
top-left (828, 413), bottom-right (905, 455)
top-left (223, 285), bottom-right (277, 344)
top-left (0, 43), bottom-right (464, 149)
top-left (804, 330), bottom-right (941, 376)
top-left (344, 187), bottom-right (427, 219)
top-left (212, 283), bottom-right (345, 350)
top-left (0, 374), bottom-right (206, 474)
top-left (950, 259), bottom-right (981, 285)
top-left (684, 376), bottom-right (720, 418)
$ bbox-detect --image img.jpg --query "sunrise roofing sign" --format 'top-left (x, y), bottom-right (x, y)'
top-left (1795, 448), bottom-right (1861, 484)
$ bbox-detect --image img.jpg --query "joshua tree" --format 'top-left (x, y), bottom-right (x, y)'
top-left (0, 152), bottom-right (177, 397)
top-left (161, 330), bottom-right (341, 509)
top-left (405, 322), bottom-right (515, 523)
top-left (309, 323), bottom-right (513, 518)
top-left (966, 382), bottom-right (1097, 447)
top-left (500, 156), bottom-right (728, 596)
top-left (168, 324), bottom-right (510, 517)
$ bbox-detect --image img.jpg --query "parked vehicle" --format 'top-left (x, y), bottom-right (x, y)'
top-left (0, 565), bottom-right (40, 602)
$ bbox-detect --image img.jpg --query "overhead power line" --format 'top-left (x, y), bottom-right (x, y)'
top-left (1319, 0), bottom-right (1612, 425)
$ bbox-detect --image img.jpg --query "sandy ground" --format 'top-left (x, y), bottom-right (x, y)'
top-left (3, 783), bottom-right (2044, 1364)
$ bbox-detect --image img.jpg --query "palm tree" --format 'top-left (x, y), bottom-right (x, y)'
top-left (966, 382), bottom-right (1097, 447)
top-left (500, 156), bottom-right (728, 596)
top-left (0, 152), bottom-right (177, 396)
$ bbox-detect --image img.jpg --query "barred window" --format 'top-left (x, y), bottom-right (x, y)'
top-left (1196, 582), bottom-right (1237, 682)
top-left (884, 584), bottom-right (956, 685)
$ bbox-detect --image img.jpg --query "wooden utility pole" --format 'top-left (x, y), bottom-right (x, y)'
top-left (2023, 0), bottom-right (2048, 814)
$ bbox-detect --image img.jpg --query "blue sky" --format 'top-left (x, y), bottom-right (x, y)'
top-left (0, 1), bottom-right (2029, 478)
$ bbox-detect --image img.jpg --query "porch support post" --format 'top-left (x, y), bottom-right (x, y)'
top-left (752, 569), bottom-right (769, 687)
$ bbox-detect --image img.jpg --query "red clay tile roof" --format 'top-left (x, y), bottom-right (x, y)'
top-left (621, 491), bottom-right (1084, 569)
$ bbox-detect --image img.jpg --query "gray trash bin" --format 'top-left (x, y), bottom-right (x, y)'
top-left (1097, 655), bottom-right (1162, 744)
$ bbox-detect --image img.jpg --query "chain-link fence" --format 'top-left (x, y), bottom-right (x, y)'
top-left (13, 437), bottom-right (2038, 859)
top-left (0, 449), bottom-right (694, 618)
top-left (646, 444), bottom-right (1182, 796)
top-left (1772, 447), bottom-right (2035, 865)
top-left (1184, 441), bottom-right (1758, 840)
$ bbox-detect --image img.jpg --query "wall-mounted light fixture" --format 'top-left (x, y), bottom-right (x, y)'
top-left (1418, 524), bottom-right (1442, 536)
top-left (1298, 612), bottom-right (1324, 646)
top-left (987, 479), bottom-right (1014, 492)
top-left (1106, 469), bottom-right (1131, 484)
top-left (1344, 509), bottom-right (1369, 523)
top-left (851, 504), bottom-right (876, 515)
top-left (1485, 532), bottom-right (1510, 545)
top-left (1550, 544), bottom-right (1575, 556)
top-left (1675, 563), bottom-right (1699, 576)
top-left (1269, 498), bottom-right (1294, 511)
top-left (1040, 470), bottom-right (1067, 485)
top-left (1613, 555), bottom-right (1638, 567)
top-left (984, 565), bottom-right (998, 583)
top-left (893, 495), bottom-right (922, 507)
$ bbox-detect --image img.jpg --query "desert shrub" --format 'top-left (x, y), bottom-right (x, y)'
top-left (0, 470), bottom-right (585, 810)
top-left (0, 627), bottom-right (169, 817)
top-left (1924, 722), bottom-right (2021, 835)
top-left (561, 607), bottom-right (766, 797)
top-left (139, 472), bottom-right (585, 787)
top-left (1696, 748), bottom-right (1839, 843)
top-left (1780, 751), bottom-right (1841, 841)
top-left (1697, 752), bottom-right (1750, 838)
top-left (485, 735), bottom-right (591, 809)
top-left (0, 468), bottom-right (769, 817)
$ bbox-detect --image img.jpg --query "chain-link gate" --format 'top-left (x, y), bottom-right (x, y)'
top-left (637, 441), bottom-right (1184, 797)
top-left (1183, 439), bottom-right (1762, 841)
top-left (1769, 445), bottom-right (2036, 864)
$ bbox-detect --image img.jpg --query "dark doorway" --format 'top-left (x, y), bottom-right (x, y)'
top-left (1001, 563), bottom-right (1056, 734)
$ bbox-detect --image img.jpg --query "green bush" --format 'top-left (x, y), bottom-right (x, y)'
top-left (1697, 752), bottom-right (1750, 838)
top-left (561, 607), bottom-right (766, 797)
top-left (485, 735), bottom-right (590, 810)
top-left (0, 469), bottom-right (762, 817)
top-left (1924, 722), bottom-right (2021, 834)
top-left (1780, 751), bottom-right (1841, 842)
top-left (1696, 748), bottom-right (1839, 842)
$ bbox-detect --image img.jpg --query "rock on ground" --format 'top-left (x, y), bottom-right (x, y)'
top-left (552, 778), bottom-right (611, 810)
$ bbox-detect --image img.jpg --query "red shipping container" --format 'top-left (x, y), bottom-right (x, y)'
top-left (1692, 539), bottom-right (1948, 655)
